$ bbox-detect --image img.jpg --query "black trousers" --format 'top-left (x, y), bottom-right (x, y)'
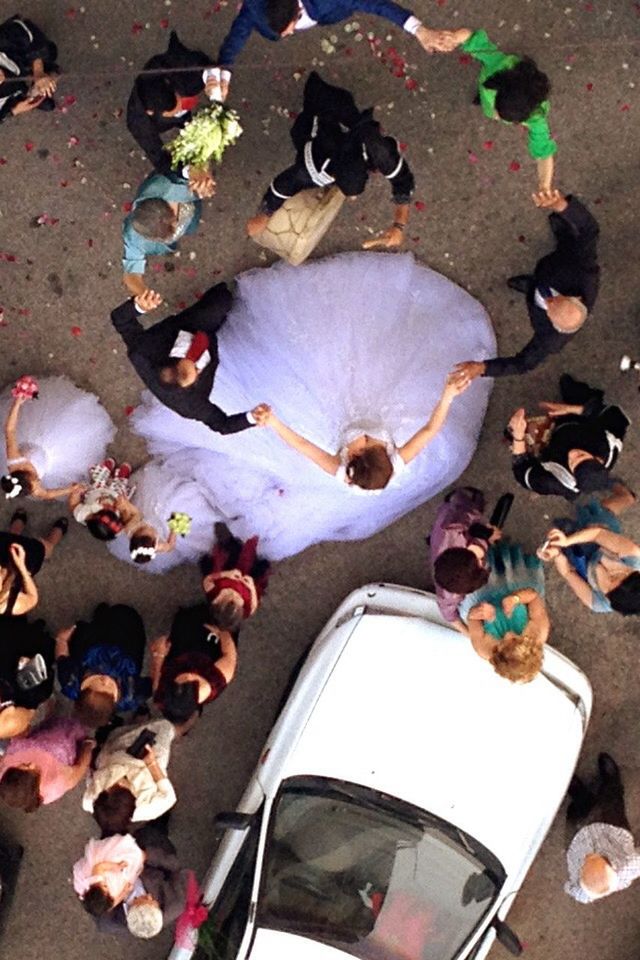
top-left (568, 770), bottom-right (630, 831)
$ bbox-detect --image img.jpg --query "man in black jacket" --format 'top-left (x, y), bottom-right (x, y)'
top-left (111, 285), bottom-right (264, 435)
top-left (126, 31), bottom-right (216, 196)
top-left (453, 189), bottom-right (600, 383)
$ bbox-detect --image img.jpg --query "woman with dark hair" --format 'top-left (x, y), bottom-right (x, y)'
top-left (508, 375), bottom-right (630, 499)
top-left (0, 510), bottom-right (67, 616)
top-left (127, 30), bottom-right (216, 196)
top-left (55, 603), bottom-right (150, 728)
top-left (441, 28), bottom-right (556, 193)
top-left (0, 14), bottom-right (59, 123)
top-left (68, 459), bottom-right (135, 543)
top-left (82, 719), bottom-right (177, 825)
top-left (458, 541), bottom-right (550, 683)
top-left (0, 615), bottom-right (56, 740)
top-left (259, 373), bottom-right (469, 492)
top-left (73, 834), bottom-right (146, 917)
top-left (1, 377), bottom-right (115, 504)
top-left (246, 71), bottom-right (417, 257)
top-left (151, 603), bottom-right (238, 727)
top-left (0, 717), bottom-right (94, 811)
top-left (540, 485), bottom-right (640, 616)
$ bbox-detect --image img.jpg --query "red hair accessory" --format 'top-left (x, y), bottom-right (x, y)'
top-left (12, 375), bottom-right (39, 400)
top-left (95, 510), bottom-right (124, 534)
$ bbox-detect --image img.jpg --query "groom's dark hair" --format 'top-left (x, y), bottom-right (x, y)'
top-left (266, 0), bottom-right (299, 33)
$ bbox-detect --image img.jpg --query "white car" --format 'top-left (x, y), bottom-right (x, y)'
top-left (170, 583), bottom-right (592, 960)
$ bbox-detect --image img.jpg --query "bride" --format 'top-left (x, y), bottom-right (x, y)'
top-left (131, 252), bottom-right (495, 560)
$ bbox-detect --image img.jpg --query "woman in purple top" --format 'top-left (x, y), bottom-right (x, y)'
top-left (430, 487), bottom-right (500, 628)
top-left (0, 716), bottom-right (94, 811)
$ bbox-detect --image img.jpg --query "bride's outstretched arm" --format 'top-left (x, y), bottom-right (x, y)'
top-left (397, 375), bottom-right (469, 465)
top-left (267, 413), bottom-right (341, 476)
top-left (5, 396), bottom-right (25, 462)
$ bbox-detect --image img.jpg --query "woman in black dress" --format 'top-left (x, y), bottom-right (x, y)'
top-left (0, 509), bottom-right (67, 616)
top-left (0, 15), bottom-right (59, 123)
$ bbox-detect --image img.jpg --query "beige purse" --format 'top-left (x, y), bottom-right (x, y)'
top-left (251, 186), bottom-right (345, 266)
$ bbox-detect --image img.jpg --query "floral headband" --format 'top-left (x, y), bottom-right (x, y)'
top-left (130, 545), bottom-right (157, 561)
top-left (2, 474), bottom-right (23, 499)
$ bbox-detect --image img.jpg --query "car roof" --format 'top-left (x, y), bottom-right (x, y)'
top-left (278, 612), bottom-right (584, 872)
top-left (249, 928), bottom-right (350, 959)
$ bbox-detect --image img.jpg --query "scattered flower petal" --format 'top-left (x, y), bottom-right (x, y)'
top-left (70, 326), bottom-right (82, 337)
top-left (468, 151), bottom-right (479, 164)
top-left (414, 200), bottom-right (426, 211)
top-left (482, 140), bottom-right (494, 150)
top-left (509, 160), bottom-right (521, 172)
top-left (124, 405), bottom-right (135, 416)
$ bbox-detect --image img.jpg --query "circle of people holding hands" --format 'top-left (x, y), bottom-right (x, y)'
top-left (0, 0), bottom-right (638, 948)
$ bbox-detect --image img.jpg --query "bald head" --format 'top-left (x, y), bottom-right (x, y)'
top-left (580, 853), bottom-right (616, 898)
top-left (547, 295), bottom-right (588, 333)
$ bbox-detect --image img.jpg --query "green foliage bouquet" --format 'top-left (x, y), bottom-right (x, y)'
top-left (166, 103), bottom-right (243, 170)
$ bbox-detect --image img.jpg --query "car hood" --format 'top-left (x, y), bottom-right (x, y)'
top-left (249, 928), bottom-right (350, 959)
top-left (278, 611), bottom-right (586, 875)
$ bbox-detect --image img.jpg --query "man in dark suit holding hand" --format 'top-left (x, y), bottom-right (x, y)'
top-left (453, 189), bottom-right (600, 384)
top-left (111, 284), bottom-right (266, 435)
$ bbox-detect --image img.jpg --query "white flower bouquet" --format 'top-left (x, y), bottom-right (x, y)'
top-left (166, 103), bottom-right (243, 170)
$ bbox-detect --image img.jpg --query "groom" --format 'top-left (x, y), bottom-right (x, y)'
top-left (211, 0), bottom-right (458, 99)
top-left (111, 285), bottom-right (266, 435)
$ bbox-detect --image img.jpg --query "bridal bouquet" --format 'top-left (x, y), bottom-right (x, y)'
top-left (12, 374), bottom-right (39, 400)
top-left (166, 103), bottom-right (243, 170)
top-left (167, 511), bottom-right (192, 537)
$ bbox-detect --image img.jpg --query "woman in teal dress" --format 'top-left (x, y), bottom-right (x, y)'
top-left (540, 484), bottom-right (640, 616)
top-left (458, 541), bottom-right (550, 683)
top-left (441, 27), bottom-right (556, 194)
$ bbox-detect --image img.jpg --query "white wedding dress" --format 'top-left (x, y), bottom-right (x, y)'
top-left (132, 252), bottom-right (496, 560)
top-left (0, 376), bottom-right (116, 488)
top-left (106, 455), bottom-right (222, 574)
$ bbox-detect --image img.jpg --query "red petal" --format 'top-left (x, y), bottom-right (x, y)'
top-left (70, 326), bottom-right (82, 337)
top-left (124, 405), bottom-right (135, 416)
top-left (159, 18), bottom-right (170, 28)
top-left (131, 21), bottom-right (144, 35)
top-left (63, 94), bottom-right (77, 106)
top-left (482, 140), bottom-right (494, 150)
top-left (398, 141), bottom-right (407, 151)
top-left (122, 201), bottom-right (133, 213)
top-left (518, 235), bottom-right (526, 243)
top-left (404, 78), bottom-right (418, 91)
top-left (468, 151), bottom-right (479, 164)
top-left (414, 200), bottom-right (426, 211)
top-left (586, 82), bottom-right (593, 91)
top-left (509, 160), bottom-right (521, 172)
top-left (458, 54), bottom-right (472, 65)
top-left (65, 8), bottom-right (77, 19)
top-left (0, 158), bottom-right (7, 166)
top-left (620, 103), bottom-right (630, 111)
top-left (25, 142), bottom-right (34, 152)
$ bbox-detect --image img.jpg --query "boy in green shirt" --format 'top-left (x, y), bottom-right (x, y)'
top-left (444, 28), bottom-right (556, 195)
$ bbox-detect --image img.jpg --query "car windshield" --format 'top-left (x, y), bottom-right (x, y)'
top-left (258, 777), bottom-right (505, 960)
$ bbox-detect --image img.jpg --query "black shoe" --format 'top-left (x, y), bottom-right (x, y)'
top-left (598, 752), bottom-right (621, 783)
top-left (507, 275), bottom-right (533, 295)
top-left (10, 508), bottom-right (28, 527)
top-left (37, 96), bottom-right (56, 112)
top-left (213, 521), bottom-right (233, 545)
top-left (52, 517), bottom-right (69, 535)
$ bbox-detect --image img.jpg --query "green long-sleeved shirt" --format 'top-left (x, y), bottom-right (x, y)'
top-left (461, 29), bottom-right (557, 161)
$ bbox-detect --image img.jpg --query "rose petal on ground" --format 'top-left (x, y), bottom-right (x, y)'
top-left (70, 326), bottom-right (82, 337)
top-left (414, 200), bottom-right (426, 211)
top-left (509, 160), bottom-right (521, 171)
top-left (25, 142), bottom-right (34, 152)
top-left (482, 140), bottom-right (494, 150)
top-left (124, 405), bottom-right (135, 416)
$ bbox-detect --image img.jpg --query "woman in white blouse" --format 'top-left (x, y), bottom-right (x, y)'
top-left (82, 719), bottom-right (176, 833)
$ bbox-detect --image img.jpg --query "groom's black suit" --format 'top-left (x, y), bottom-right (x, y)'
top-left (111, 283), bottom-right (254, 435)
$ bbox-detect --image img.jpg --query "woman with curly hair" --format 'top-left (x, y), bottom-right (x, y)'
top-left (458, 541), bottom-right (550, 683)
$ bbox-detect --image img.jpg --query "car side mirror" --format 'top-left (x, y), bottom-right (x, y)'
top-left (214, 811), bottom-right (254, 832)
top-left (493, 919), bottom-right (523, 956)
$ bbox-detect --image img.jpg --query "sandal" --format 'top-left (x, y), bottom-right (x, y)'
top-left (52, 517), bottom-right (69, 536)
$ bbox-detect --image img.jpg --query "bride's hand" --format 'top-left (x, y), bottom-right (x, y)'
top-left (247, 213), bottom-right (270, 237)
top-left (251, 403), bottom-right (272, 426)
top-left (444, 372), bottom-right (471, 398)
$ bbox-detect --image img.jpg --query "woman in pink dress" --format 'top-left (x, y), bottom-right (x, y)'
top-left (0, 715), bottom-right (94, 811)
